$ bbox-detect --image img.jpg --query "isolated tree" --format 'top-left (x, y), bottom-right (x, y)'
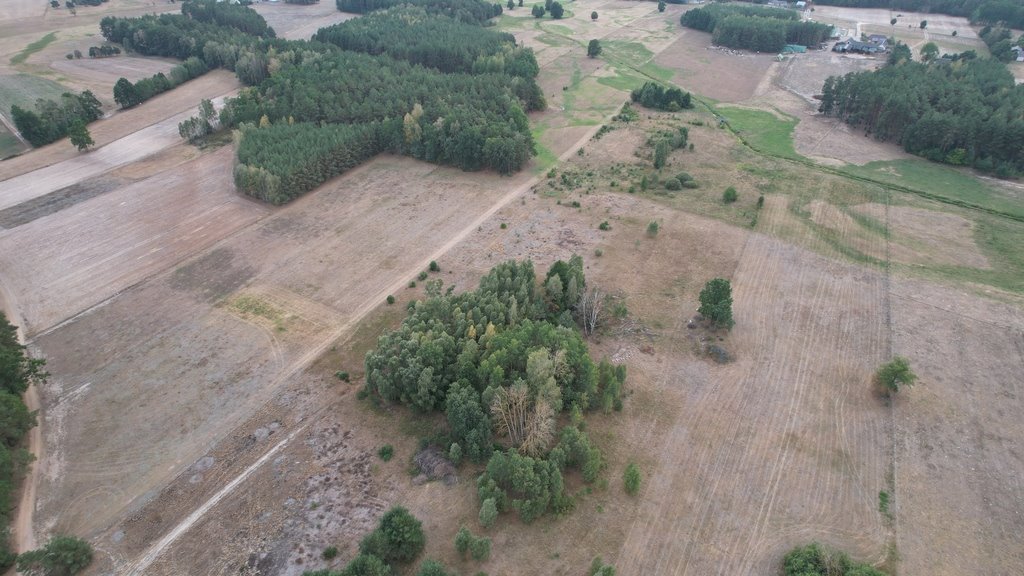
top-left (16, 536), bottom-right (93, 576)
top-left (646, 221), bottom-right (659, 237)
top-left (454, 526), bottom-right (472, 558)
top-left (890, 17), bottom-right (897, 26)
top-left (919, 20), bottom-right (927, 29)
top-left (653, 139), bottom-right (669, 169)
top-left (623, 463), bottom-right (640, 495)
top-left (587, 39), bottom-right (602, 58)
top-left (698, 278), bottom-right (734, 329)
top-left (67, 121), bottom-right (93, 152)
top-left (920, 42), bottom-right (939, 62)
top-left (532, 4), bottom-right (545, 18)
top-left (874, 356), bottom-right (917, 394)
top-left (591, 11), bottom-right (598, 20)
top-left (507, 0), bottom-right (514, 9)
top-left (550, 1), bottom-right (564, 19)
top-left (658, 1), bottom-right (666, 12)
top-left (359, 507), bottom-right (425, 565)
top-left (722, 186), bottom-right (738, 203)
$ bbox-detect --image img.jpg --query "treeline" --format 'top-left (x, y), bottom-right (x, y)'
top-left (87, 45), bottom-right (120, 57)
top-left (0, 314), bottom-right (44, 569)
top-left (980, 25), bottom-right (1023, 63)
top-left (10, 90), bottom-right (102, 148)
top-left (812, 0), bottom-right (1024, 29)
top-left (682, 4), bottom-right (830, 51)
top-left (820, 56), bottom-right (1024, 176)
top-left (313, 6), bottom-right (538, 77)
top-left (364, 258), bottom-right (625, 523)
top-left (336, 0), bottom-right (504, 23)
top-left (113, 56), bottom-right (208, 109)
top-left (285, 0), bottom-right (319, 4)
top-left (630, 81), bottom-right (693, 111)
top-left (181, 0), bottom-right (275, 38)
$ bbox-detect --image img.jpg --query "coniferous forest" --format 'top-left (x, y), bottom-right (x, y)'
top-left (92, 0), bottom-right (543, 203)
top-left (680, 4), bottom-right (831, 52)
top-left (819, 54), bottom-right (1024, 177)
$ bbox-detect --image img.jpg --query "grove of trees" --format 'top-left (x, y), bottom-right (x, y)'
top-left (11, 90), bottom-right (102, 148)
top-left (0, 313), bottom-right (45, 569)
top-left (681, 4), bottom-right (831, 52)
top-left (113, 56), bottom-right (209, 109)
top-left (363, 258), bottom-right (625, 524)
top-left (16, 536), bottom-right (93, 576)
top-left (630, 81), bottom-right (693, 111)
top-left (819, 55), bottom-right (1024, 177)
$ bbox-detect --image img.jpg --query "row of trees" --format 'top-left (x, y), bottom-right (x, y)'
top-left (819, 54), bottom-right (1024, 177)
top-left (364, 259), bottom-right (625, 523)
top-left (312, 6), bottom-right (538, 77)
top-left (335, 0), bottom-right (504, 24)
top-left (10, 90), bottom-right (102, 148)
top-left (113, 56), bottom-right (208, 109)
top-left (682, 4), bottom-right (830, 52)
top-left (811, 0), bottom-right (1024, 29)
top-left (630, 81), bottom-right (693, 111)
top-left (0, 314), bottom-right (44, 568)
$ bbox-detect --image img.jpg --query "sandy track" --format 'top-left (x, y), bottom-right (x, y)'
top-left (617, 232), bottom-right (891, 575)
top-left (0, 94), bottom-right (236, 211)
top-left (0, 70), bottom-right (240, 182)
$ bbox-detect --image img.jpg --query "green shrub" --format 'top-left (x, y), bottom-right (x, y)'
top-left (599, 221), bottom-right (611, 231)
top-left (455, 526), bottom-right (472, 557)
top-left (675, 171), bottom-right (693, 182)
top-left (335, 371), bottom-right (351, 382)
top-left (699, 278), bottom-right (734, 329)
top-left (479, 497), bottom-right (498, 528)
top-left (646, 221), bottom-right (659, 237)
top-left (623, 463), bottom-right (640, 495)
top-left (378, 445), bottom-right (394, 461)
top-left (359, 506), bottom-right (425, 565)
top-left (756, 194), bottom-right (765, 208)
top-left (664, 178), bottom-right (682, 191)
top-left (874, 357), bottom-right (917, 394)
top-left (322, 546), bottom-right (339, 560)
top-left (409, 281), bottom-right (417, 288)
top-left (386, 295), bottom-right (396, 305)
top-left (470, 537), bottom-right (491, 561)
top-left (429, 260), bottom-right (439, 272)
top-left (723, 186), bottom-right (738, 203)
top-left (782, 542), bottom-right (886, 576)
top-left (681, 180), bottom-right (698, 189)
top-left (418, 271), bottom-right (428, 281)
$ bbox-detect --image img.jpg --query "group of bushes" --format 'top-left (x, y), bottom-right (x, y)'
top-left (87, 44), bottom-right (120, 57)
top-left (681, 4), bottom-right (830, 52)
top-left (113, 56), bottom-right (208, 109)
top-left (630, 81), bottom-right (692, 112)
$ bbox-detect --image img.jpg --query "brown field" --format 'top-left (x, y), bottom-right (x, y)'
top-left (0, 2), bottom-right (1021, 576)
top-left (50, 56), bottom-right (178, 87)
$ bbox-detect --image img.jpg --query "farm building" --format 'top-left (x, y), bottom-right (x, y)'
top-left (833, 38), bottom-right (885, 54)
top-left (867, 34), bottom-right (889, 49)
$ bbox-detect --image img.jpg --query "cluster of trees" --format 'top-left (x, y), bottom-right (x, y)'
top-left (980, 25), bottom-right (1023, 63)
top-left (100, 12), bottom-right (265, 64)
top-left (819, 55), bottom-right (1024, 176)
top-left (782, 543), bottom-right (885, 576)
top-left (630, 82), bottom-right (693, 111)
top-left (113, 56), bottom-right (208, 109)
top-left (16, 536), bottom-right (93, 576)
top-left (682, 4), bottom-right (830, 51)
top-left (812, 0), bottom-right (1024, 29)
top-left (364, 259), bottom-right (625, 523)
top-left (313, 6), bottom-right (539, 77)
top-left (0, 314), bottom-right (45, 568)
top-left (181, 0), bottom-right (275, 37)
top-left (87, 45), bottom-right (120, 57)
top-left (649, 126), bottom-right (690, 169)
top-left (335, 0), bottom-right (504, 24)
top-left (10, 90), bottom-right (102, 148)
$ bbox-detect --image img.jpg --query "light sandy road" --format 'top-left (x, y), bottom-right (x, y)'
top-left (0, 94), bottom-right (234, 212)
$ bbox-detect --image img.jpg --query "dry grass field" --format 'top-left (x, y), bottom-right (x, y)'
top-left (0, 1), bottom-right (1021, 575)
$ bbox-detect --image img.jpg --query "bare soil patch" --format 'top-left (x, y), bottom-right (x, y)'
top-left (50, 56), bottom-right (177, 87)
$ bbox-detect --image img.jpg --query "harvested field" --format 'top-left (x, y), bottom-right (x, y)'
top-left (0, 70), bottom-right (240, 181)
top-left (50, 56), bottom-right (177, 87)
top-left (891, 278), bottom-right (1024, 576)
top-left (252, 1), bottom-right (359, 41)
top-left (654, 28), bottom-right (776, 102)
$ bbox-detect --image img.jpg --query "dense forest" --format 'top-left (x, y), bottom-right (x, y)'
top-left (0, 314), bottom-right (44, 570)
top-left (364, 258), bottom-right (625, 524)
top-left (811, 0), bottom-right (1024, 29)
top-left (180, 0), bottom-right (276, 38)
top-left (681, 4), bottom-right (831, 52)
top-left (10, 90), bottom-right (102, 148)
top-left (819, 55), bottom-right (1024, 176)
top-left (99, 0), bottom-right (540, 203)
top-left (336, 0), bottom-right (504, 24)
top-left (313, 6), bottom-right (538, 77)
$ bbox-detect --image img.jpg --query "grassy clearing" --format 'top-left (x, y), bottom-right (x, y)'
top-left (715, 106), bottom-right (801, 160)
top-left (0, 127), bottom-right (25, 159)
top-left (840, 159), bottom-right (1024, 220)
top-left (10, 32), bottom-right (57, 66)
top-left (0, 73), bottom-right (69, 113)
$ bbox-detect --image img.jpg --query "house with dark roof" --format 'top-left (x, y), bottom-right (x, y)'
top-left (867, 34), bottom-right (889, 49)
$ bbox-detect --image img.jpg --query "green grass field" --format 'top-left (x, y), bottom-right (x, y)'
top-left (10, 32), bottom-right (58, 66)
top-left (0, 73), bottom-right (70, 113)
top-left (715, 106), bottom-right (801, 160)
top-left (840, 159), bottom-right (1024, 221)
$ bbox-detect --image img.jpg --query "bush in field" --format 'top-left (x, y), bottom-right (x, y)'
top-left (874, 356), bottom-right (917, 394)
top-left (359, 507), bottom-right (425, 565)
top-left (723, 186), bottom-right (738, 203)
top-left (698, 278), bottom-right (733, 329)
top-left (623, 463), bottom-right (641, 495)
top-left (782, 542), bottom-right (886, 576)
